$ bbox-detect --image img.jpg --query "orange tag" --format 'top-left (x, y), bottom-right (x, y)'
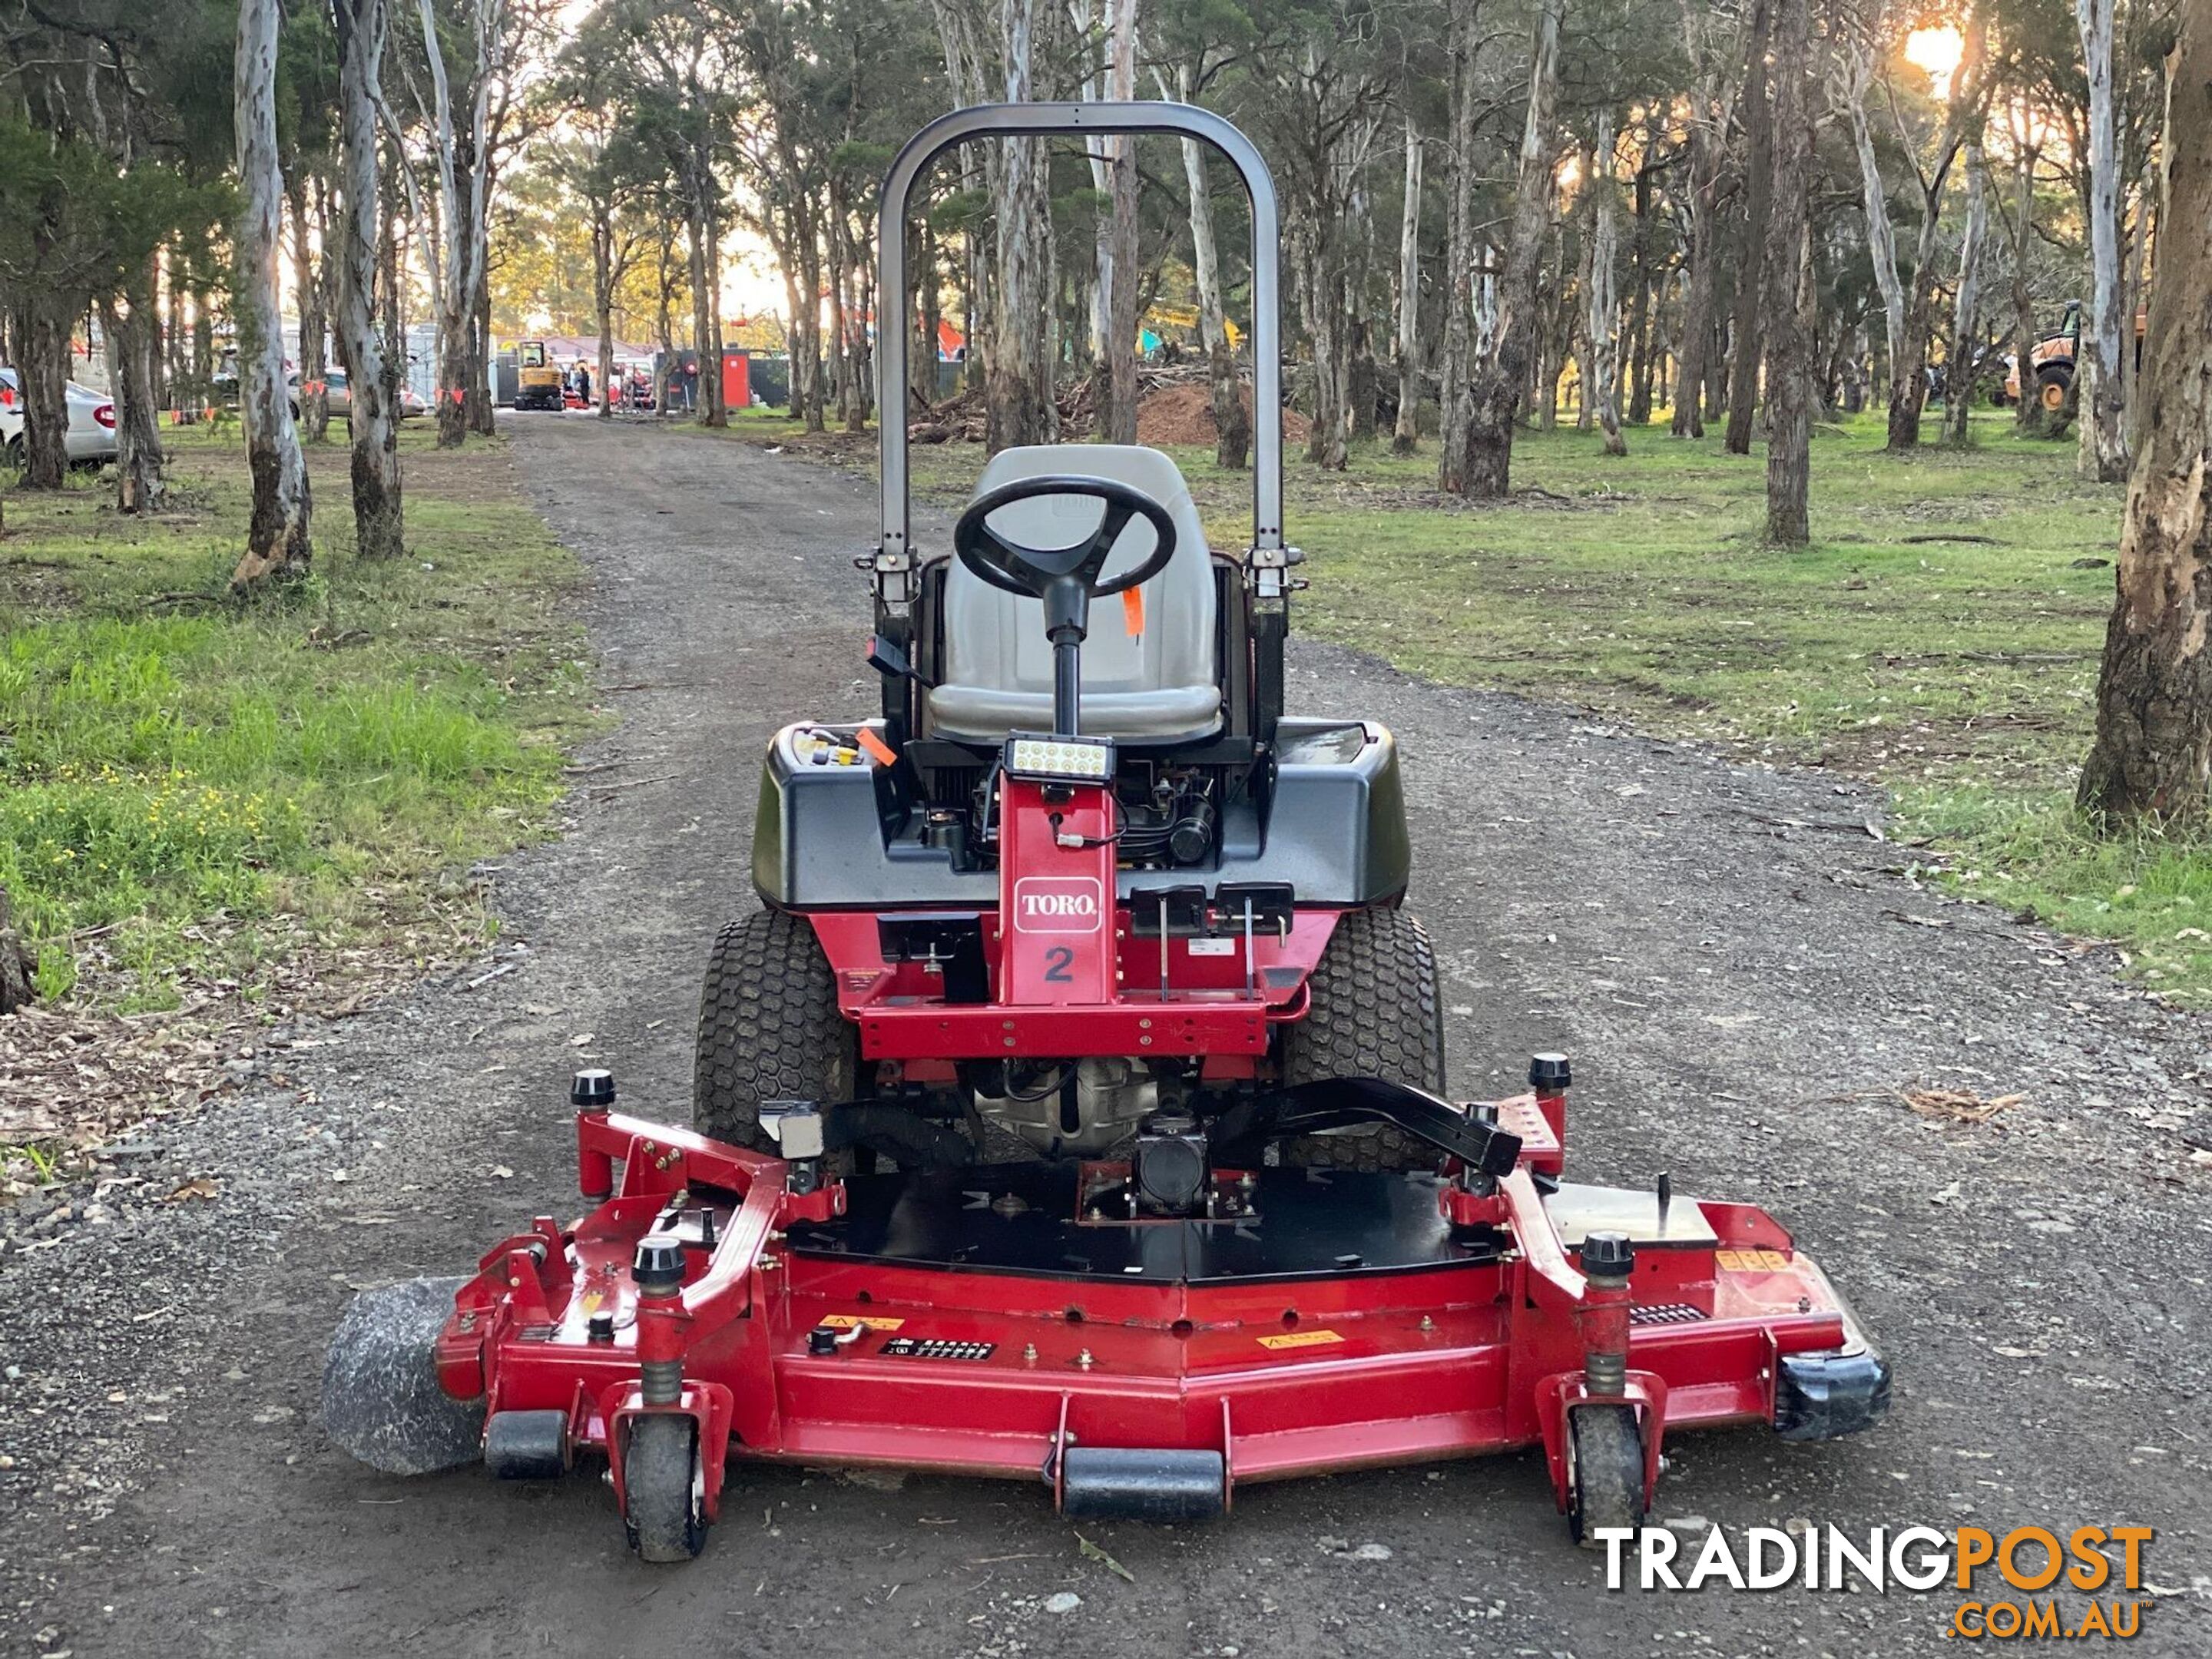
top-left (856, 727), bottom-right (898, 766)
top-left (1257, 1329), bottom-right (1343, 1350)
top-left (1121, 585), bottom-right (1144, 637)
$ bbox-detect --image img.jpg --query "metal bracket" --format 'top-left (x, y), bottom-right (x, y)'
top-left (1209, 1077), bottom-right (1525, 1174)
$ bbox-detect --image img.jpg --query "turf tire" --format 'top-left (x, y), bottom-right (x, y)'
top-left (695, 907), bottom-right (859, 1159)
top-left (1275, 906), bottom-right (1448, 1171)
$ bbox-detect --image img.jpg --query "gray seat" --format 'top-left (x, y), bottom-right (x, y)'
top-left (929, 445), bottom-right (1222, 744)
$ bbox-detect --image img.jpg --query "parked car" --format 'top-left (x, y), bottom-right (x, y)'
top-left (0, 369), bottom-right (118, 467)
top-left (287, 367), bottom-right (429, 422)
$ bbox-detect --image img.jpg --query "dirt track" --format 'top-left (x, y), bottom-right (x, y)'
top-left (2, 416), bottom-right (2209, 1657)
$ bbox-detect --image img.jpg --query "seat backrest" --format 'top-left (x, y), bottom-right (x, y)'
top-left (933, 445), bottom-right (1218, 742)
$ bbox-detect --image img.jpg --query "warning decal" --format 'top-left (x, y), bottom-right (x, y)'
top-left (819, 1313), bottom-right (906, 1332)
top-left (1257, 1329), bottom-right (1346, 1351)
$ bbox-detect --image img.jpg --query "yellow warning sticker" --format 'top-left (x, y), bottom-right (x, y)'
top-left (1258, 1329), bottom-right (1345, 1350)
top-left (1714, 1249), bottom-right (1792, 1273)
top-left (819, 1313), bottom-right (906, 1332)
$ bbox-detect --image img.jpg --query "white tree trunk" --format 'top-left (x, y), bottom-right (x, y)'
top-left (1102, 0), bottom-right (1139, 444)
top-left (1587, 110), bottom-right (1624, 455)
top-left (2076, 0), bottom-right (2129, 481)
top-left (232, 0), bottom-right (312, 588)
top-left (1161, 60), bottom-right (1247, 468)
top-left (1435, 3), bottom-right (1480, 486)
top-left (416, 0), bottom-right (500, 449)
top-left (988, 0), bottom-right (1053, 449)
top-left (1392, 115), bottom-right (1423, 455)
top-left (336, 0), bottom-right (405, 558)
top-left (1942, 139), bottom-right (1989, 445)
top-left (1073, 0), bottom-right (1113, 376)
top-left (1839, 44), bottom-right (1906, 388)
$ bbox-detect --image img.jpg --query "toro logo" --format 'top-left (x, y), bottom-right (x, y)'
top-left (1012, 877), bottom-right (1104, 934)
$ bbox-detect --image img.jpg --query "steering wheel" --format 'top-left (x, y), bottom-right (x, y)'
top-left (952, 476), bottom-right (1178, 628)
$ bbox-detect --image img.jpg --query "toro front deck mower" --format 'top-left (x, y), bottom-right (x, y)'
top-left (324, 103), bottom-right (1889, 1561)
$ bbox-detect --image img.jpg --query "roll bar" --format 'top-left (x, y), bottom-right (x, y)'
top-left (875, 101), bottom-right (1283, 586)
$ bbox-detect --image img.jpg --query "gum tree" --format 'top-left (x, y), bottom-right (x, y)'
top-left (2075, 7), bottom-right (2212, 816)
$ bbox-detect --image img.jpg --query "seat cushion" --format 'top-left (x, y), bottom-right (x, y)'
top-left (927, 445), bottom-right (1221, 744)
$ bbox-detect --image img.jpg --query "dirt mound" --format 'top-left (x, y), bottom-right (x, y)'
top-left (1137, 381), bottom-right (1310, 448)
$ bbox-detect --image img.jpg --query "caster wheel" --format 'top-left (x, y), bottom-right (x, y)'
top-left (1567, 1403), bottom-right (1647, 1546)
top-left (623, 1413), bottom-right (709, 1563)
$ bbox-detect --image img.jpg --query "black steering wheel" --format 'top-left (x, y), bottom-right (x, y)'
top-left (952, 475), bottom-right (1179, 621)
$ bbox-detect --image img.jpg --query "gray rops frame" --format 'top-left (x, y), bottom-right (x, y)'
top-left (874, 101), bottom-right (1285, 583)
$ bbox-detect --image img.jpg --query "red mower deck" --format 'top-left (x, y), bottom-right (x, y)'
top-left (425, 1080), bottom-right (1885, 1551)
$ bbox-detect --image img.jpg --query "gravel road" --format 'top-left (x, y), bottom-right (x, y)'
top-left (2, 416), bottom-right (2208, 1657)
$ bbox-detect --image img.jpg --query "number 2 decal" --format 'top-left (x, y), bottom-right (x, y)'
top-left (1041, 945), bottom-right (1075, 982)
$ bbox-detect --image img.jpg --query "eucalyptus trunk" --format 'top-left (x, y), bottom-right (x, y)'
top-left (1454, 0), bottom-right (1561, 498)
top-left (1174, 62), bottom-right (1247, 469)
top-left (232, 0), bottom-right (313, 588)
top-left (13, 301), bottom-right (70, 488)
top-left (1723, 0), bottom-right (1773, 455)
top-left (104, 257), bottom-right (167, 513)
top-left (334, 0), bottom-right (404, 559)
top-left (2078, 9), bottom-right (2212, 816)
top-left (1761, 0), bottom-right (1813, 545)
top-left (593, 200), bottom-right (616, 419)
top-left (1587, 114), bottom-right (1624, 457)
top-left (2075, 0), bottom-right (2129, 482)
top-left (1101, 0), bottom-right (1140, 445)
top-left (1672, 121), bottom-right (1719, 438)
top-left (1392, 117), bottom-right (1423, 455)
top-left (2008, 139), bottom-right (2044, 435)
top-left (1436, 4), bottom-right (1482, 485)
top-left (1942, 141), bottom-right (1990, 446)
top-left (291, 175), bottom-right (331, 442)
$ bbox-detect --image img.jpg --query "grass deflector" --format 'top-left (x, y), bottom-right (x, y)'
top-left (324, 103), bottom-right (1889, 1563)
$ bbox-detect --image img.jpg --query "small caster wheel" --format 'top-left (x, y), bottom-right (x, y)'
top-left (1566, 1403), bottom-right (1647, 1547)
top-left (622, 1413), bottom-right (710, 1563)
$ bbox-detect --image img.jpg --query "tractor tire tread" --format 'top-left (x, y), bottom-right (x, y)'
top-left (1277, 906), bottom-right (1448, 1171)
top-left (695, 907), bottom-right (857, 1156)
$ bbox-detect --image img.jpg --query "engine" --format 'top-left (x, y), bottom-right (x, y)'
top-left (967, 1055), bottom-right (1177, 1156)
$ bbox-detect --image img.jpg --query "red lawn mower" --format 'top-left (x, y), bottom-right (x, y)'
top-left (325, 103), bottom-right (1888, 1563)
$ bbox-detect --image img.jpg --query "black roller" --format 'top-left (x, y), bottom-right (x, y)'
top-left (1060, 1446), bottom-right (1225, 1523)
top-left (485, 1409), bottom-right (572, 1479)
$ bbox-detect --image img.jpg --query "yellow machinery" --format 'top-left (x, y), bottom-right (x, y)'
top-left (514, 339), bottom-right (562, 411)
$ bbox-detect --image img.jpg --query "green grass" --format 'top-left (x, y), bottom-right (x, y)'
top-left (0, 426), bottom-right (593, 1012)
top-left (730, 401), bottom-right (2212, 1001)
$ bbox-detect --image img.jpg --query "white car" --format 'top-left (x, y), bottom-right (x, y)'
top-left (0, 369), bottom-right (118, 466)
top-left (288, 367), bottom-right (429, 422)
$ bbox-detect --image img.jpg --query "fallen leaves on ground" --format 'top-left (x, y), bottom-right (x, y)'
top-left (1901, 1086), bottom-right (2025, 1125)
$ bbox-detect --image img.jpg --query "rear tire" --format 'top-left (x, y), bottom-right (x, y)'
top-left (624, 1413), bottom-right (709, 1563)
top-left (695, 907), bottom-right (859, 1158)
top-left (2037, 364), bottom-right (2071, 413)
top-left (1567, 1404), bottom-right (1647, 1546)
top-left (1275, 906), bottom-right (1448, 1171)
